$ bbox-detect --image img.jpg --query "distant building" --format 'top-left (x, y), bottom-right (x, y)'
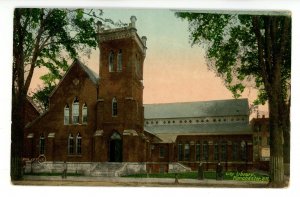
top-left (250, 117), bottom-right (270, 162)
top-left (23, 16), bottom-right (253, 176)
top-left (25, 96), bottom-right (41, 126)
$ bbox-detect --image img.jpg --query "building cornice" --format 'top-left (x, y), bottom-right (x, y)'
top-left (98, 27), bottom-right (146, 55)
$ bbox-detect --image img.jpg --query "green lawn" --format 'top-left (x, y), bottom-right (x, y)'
top-left (123, 171), bottom-right (269, 181)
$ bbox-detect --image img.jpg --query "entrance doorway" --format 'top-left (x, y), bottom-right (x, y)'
top-left (109, 132), bottom-right (122, 162)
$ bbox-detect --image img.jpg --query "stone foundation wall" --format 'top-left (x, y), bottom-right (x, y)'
top-left (25, 161), bottom-right (93, 175)
top-left (25, 162), bottom-right (148, 176)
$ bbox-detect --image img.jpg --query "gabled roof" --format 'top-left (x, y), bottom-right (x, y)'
top-left (26, 96), bottom-right (42, 114)
top-left (144, 98), bottom-right (249, 119)
top-left (49, 59), bottom-right (99, 98)
top-left (25, 110), bottom-right (49, 129)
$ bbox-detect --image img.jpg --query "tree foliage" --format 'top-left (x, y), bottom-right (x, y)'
top-left (176, 11), bottom-right (291, 187)
top-left (176, 12), bottom-right (290, 103)
top-left (12, 8), bottom-right (122, 180)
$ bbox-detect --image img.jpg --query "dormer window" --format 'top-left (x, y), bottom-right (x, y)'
top-left (117, 49), bottom-right (122, 72)
top-left (109, 50), bottom-right (114, 72)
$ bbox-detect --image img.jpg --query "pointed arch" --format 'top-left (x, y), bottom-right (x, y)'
top-left (109, 50), bottom-right (114, 72)
top-left (64, 104), bottom-right (70, 125)
top-left (68, 133), bottom-right (74, 154)
top-left (117, 49), bottom-right (122, 71)
top-left (76, 133), bottom-right (82, 154)
top-left (82, 103), bottom-right (87, 124)
top-left (184, 142), bottom-right (190, 161)
top-left (112, 97), bottom-right (118, 117)
top-left (241, 140), bottom-right (247, 161)
top-left (110, 131), bottom-right (121, 140)
top-left (72, 97), bottom-right (79, 124)
top-left (109, 131), bottom-right (122, 162)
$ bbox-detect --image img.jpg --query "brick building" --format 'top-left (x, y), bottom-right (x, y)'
top-left (144, 100), bottom-right (253, 173)
top-left (24, 96), bottom-right (41, 126)
top-left (24, 16), bottom-right (253, 175)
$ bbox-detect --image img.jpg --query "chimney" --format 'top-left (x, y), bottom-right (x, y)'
top-left (141, 36), bottom-right (147, 47)
top-left (130, 16), bottom-right (137, 28)
top-left (97, 21), bottom-right (103, 33)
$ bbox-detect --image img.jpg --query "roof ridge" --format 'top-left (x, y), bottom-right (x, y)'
top-left (144, 98), bottom-right (248, 106)
top-left (144, 98), bottom-right (249, 119)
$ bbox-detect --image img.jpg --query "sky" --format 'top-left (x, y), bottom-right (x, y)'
top-left (29, 9), bottom-right (268, 115)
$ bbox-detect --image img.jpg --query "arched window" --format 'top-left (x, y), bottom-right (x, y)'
top-left (68, 134), bottom-right (74, 154)
top-left (221, 141), bottom-right (227, 161)
top-left (241, 141), bottom-right (247, 161)
top-left (184, 143), bottom-right (190, 161)
top-left (203, 141), bottom-right (209, 161)
top-left (109, 50), bottom-right (114, 72)
top-left (64, 104), bottom-right (70, 125)
top-left (196, 141), bottom-right (201, 161)
top-left (72, 97), bottom-right (79, 124)
top-left (214, 142), bottom-right (219, 161)
top-left (76, 133), bottom-right (82, 154)
top-left (39, 134), bottom-right (45, 155)
top-left (82, 103), bottom-right (87, 124)
top-left (112, 97), bottom-right (118, 117)
top-left (232, 142), bottom-right (239, 161)
top-left (117, 49), bottom-right (122, 72)
top-left (178, 143), bottom-right (183, 161)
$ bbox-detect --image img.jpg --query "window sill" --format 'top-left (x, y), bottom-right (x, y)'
top-left (65, 123), bottom-right (88, 126)
top-left (67, 154), bottom-right (82, 157)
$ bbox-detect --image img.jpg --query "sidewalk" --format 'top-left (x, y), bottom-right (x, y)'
top-left (18, 175), bottom-right (269, 187)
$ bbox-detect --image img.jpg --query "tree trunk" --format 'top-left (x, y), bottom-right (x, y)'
top-left (11, 83), bottom-right (26, 181)
top-left (11, 9), bottom-right (26, 181)
top-left (268, 94), bottom-right (285, 187)
top-left (280, 96), bottom-right (290, 175)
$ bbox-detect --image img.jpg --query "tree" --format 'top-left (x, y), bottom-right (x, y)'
top-left (176, 12), bottom-right (291, 187)
top-left (31, 78), bottom-right (56, 112)
top-left (12, 8), bottom-right (121, 180)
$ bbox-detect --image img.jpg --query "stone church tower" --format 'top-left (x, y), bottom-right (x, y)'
top-left (94, 16), bottom-right (149, 162)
